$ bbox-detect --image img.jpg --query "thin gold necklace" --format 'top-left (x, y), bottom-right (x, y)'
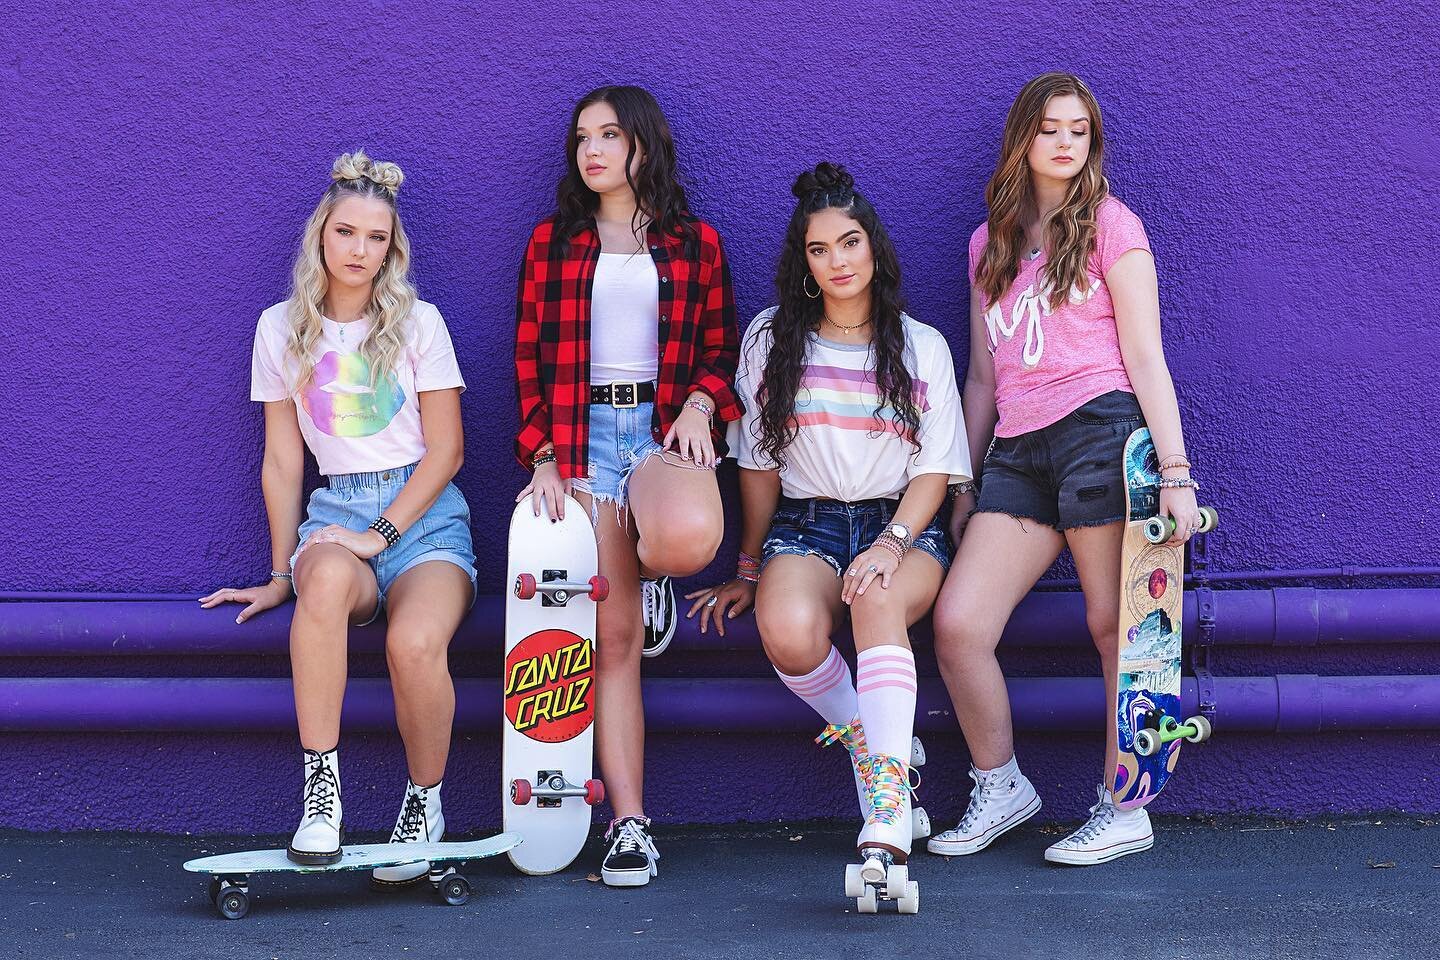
top-left (823, 314), bottom-right (871, 333)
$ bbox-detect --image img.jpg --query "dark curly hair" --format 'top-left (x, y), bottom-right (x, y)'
top-left (751, 162), bottom-right (919, 468)
top-left (553, 85), bottom-right (696, 256)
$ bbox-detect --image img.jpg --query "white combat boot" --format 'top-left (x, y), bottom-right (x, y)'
top-left (373, 779), bottom-right (445, 885)
top-left (287, 747), bottom-right (343, 865)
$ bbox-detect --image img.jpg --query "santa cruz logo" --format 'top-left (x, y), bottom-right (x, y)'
top-left (504, 629), bottom-right (595, 743)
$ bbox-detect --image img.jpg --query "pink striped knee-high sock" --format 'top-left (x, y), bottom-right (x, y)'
top-left (775, 645), bottom-right (858, 725)
top-left (855, 645), bottom-right (917, 760)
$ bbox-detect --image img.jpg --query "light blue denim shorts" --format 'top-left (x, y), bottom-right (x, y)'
top-left (290, 462), bottom-right (477, 625)
top-left (573, 400), bottom-right (666, 507)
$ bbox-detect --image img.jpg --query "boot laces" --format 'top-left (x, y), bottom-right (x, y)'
top-left (302, 756), bottom-right (338, 819)
top-left (815, 720), bottom-right (867, 757)
top-left (390, 787), bottom-right (429, 843)
top-left (958, 768), bottom-right (994, 831)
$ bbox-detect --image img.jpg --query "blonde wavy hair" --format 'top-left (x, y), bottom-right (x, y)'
top-left (974, 73), bottom-right (1109, 311)
top-left (285, 150), bottom-right (417, 391)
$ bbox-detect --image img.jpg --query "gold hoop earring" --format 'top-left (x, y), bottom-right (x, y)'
top-left (803, 275), bottom-right (821, 299)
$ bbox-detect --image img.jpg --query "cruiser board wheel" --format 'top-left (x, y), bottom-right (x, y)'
top-left (584, 779), bottom-right (605, 805)
top-left (588, 576), bottom-right (609, 602)
top-left (218, 886), bottom-right (249, 920)
top-left (514, 573), bottom-right (537, 600)
top-left (510, 778), bottom-right (532, 805)
top-left (1198, 507), bottom-right (1219, 532)
top-left (1134, 729), bottom-right (1159, 757)
top-left (1143, 516), bottom-right (1173, 544)
top-left (441, 874), bottom-right (471, 906)
top-left (1184, 715), bottom-right (1213, 743)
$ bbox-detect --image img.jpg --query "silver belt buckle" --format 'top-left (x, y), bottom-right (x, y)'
top-left (611, 381), bottom-right (639, 408)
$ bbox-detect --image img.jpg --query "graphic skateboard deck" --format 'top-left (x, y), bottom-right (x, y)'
top-left (1111, 428), bottom-right (1217, 810)
top-left (183, 834), bottom-right (521, 918)
top-left (503, 494), bottom-right (607, 875)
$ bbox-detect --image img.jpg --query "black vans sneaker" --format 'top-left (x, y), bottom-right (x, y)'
top-left (640, 577), bottom-right (677, 658)
top-left (602, 816), bottom-right (660, 887)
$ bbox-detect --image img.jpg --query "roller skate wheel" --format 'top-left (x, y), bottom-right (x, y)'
top-left (584, 778), bottom-right (605, 805)
top-left (857, 888), bottom-right (878, 914)
top-left (510, 778), bottom-right (532, 805)
top-left (884, 864), bottom-right (908, 899)
top-left (514, 574), bottom-right (537, 600)
top-left (912, 806), bottom-right (931, 841)
top-left (1134, 729), bottom-right (1159, 757)
top-left (898, 881), bottom-right (920, 915)
top-left (859, 855), bottom-right (886, 886)
top-left (910, 736), bottom-right (926, 767)
top-left (844, 863), bottom-right (864, 899)
top-left (1185, 715), bottom-right (1213, 743)
top-left (588, 575), bottom-right (609, 602)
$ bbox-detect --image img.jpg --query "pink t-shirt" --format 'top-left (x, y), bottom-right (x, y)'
top-left (968, 196), bottom-right (1151, 437)
top-left (250, 300), bottom-right (465, 475)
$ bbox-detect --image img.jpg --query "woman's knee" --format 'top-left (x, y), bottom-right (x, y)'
top-left (294, 550), bottom-right (366, 615)
top-left (640, 515), bottom-right (721, 578)
top-left (385, 627), bottom-right (451, 678)
top-left (849, 585), bottom-right (908, 633)
top-left (932, 593), bottom-right (1003, 667)
top-left (756, 600), bottom-right (831, 673)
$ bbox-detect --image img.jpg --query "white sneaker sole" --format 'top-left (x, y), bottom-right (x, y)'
top-left (926, 793), bottom-right (1042, 856)
top-left (601, 864), bottom-right (657, 887)
top-left (1044, 831), bottom-right (1154, 865)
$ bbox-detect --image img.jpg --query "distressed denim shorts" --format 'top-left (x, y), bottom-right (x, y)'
top-left (976, 389), bottom-right (1145, 531)
top-left (762, 495), bottom-right (952, 577)
top-left (573, 398), bottom-right (713, 511)
top-left (290, 462), bottom-right (477, 625)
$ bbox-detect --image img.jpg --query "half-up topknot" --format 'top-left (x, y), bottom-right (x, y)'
top-left (791, 161), bottom-right (855, 201)
top-left (331, 149), bottom-right (404, 196)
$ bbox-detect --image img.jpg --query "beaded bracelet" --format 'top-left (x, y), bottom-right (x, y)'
top-left (684, 396), bottom-right (714, 419)
top-left (368, 516), bottom-right (401, 548)
top-left (872, 534), bottom-right (907, 562)
top-left (1159, 455), bottom-right (1192, 471)
top-left (1157, 477), bottom-right (1201, 491)
top-left (531, 452), bottom-right (557, 469)
top-left (736, 551), bottom-right (761, 583)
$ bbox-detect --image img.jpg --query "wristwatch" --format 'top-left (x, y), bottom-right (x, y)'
top-left (886, 522), bottom-right (913, 547)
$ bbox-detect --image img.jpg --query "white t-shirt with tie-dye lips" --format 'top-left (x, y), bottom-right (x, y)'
top-left (250, 300), bottom-right (465, 476)
top-left (728, 307), bottom-right (973, 502)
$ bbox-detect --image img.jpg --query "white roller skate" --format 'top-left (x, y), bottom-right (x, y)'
top-left (816, 720), bottom-right (930, 841)
top-left (843, 753), bottom-right (920, 915)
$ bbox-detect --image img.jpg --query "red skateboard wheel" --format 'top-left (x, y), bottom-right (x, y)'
top-left (584, 779), bottom-right (605, 805)
top-left (510, 778), bottom-right (532, 805)
top-left (588, 576), bottom-right (609, 602)
top-left (515, 573), bottom-right (537, 600)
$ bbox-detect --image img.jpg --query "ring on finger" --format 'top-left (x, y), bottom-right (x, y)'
top-left (868, 564), bottom-right (877, 573)
top-left (706, 597), bottom-right (718, 608)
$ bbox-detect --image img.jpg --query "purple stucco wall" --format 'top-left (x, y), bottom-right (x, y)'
top-left (4, 3), bottom-right (1437, 833)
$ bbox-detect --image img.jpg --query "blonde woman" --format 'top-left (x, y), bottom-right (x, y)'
top-left (930, 73), bottom-right (1202, 865)
top-left (202, 152), bottom-right (475, 885)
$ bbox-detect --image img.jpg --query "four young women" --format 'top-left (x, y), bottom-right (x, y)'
top-left (209, 70), bottom-right (1204, 888)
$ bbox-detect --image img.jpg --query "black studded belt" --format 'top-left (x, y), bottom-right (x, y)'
top-left (589, 381), bottom-right (656, 407)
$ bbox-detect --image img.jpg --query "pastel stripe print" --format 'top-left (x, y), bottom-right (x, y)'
top-left (856, 652), bottom-right (917, 694)
top-left (789, 364), bottom-right (929, 438)
top-left (784, 648), bottom-right (848, 696)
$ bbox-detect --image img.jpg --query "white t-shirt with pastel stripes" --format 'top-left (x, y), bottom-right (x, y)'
top-left (728, 307), bottom-right (973, 501)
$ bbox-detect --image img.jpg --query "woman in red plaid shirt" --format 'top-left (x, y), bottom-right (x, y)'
top-left (513, 85), bottom-right (741, 887)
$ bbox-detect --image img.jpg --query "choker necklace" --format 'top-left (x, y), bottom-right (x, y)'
top-left (823, 314), bottom-right (871, 333)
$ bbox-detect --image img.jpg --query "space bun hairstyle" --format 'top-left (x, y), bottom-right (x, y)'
top-left (749, 162), bottom-right (919, 467)
top-left (284, 149), bottom-right (418, 391)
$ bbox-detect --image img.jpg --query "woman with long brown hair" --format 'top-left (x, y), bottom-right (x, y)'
top-left (929, 73), bottom-right (1203, 865)
top-left (513, 85), bottom-right (741, 886)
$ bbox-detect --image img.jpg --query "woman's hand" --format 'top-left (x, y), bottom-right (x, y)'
top-left (1158, 485), bottom-right (1202, 547)
top-left (199, 578), bottom-right (293, 624)
top-left (683, 579), bottom-right (756, 637)
top-left (948, 492), bottom-right (977, 545)
top-left (664, 397), bottom-right (717, 468)
top-left (516, 461), bottom-right (572, 521)
top-left (842, 544), bottom-right (901, 604)
top-left (298, 525), bottom-right (388, 560)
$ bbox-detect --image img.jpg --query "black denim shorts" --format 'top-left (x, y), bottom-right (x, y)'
top-left (762, 496), bottom-right (953, 576)
top-left (975, 390), bottom-right (1145, 531)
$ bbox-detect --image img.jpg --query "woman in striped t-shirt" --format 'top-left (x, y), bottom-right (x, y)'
top-left (685, 163), bottom-right (972, 900)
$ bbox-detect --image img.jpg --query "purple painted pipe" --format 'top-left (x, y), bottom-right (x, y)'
top-left (2, 588), bottom-right (1438, 656)
top-left (2, 675), bottom-right (1438, 734)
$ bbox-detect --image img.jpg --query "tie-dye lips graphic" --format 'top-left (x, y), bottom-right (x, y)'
top-left (301, 351), bottom-right (405, 437)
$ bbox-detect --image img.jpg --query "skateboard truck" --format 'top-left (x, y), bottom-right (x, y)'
top-left (1142, 507), bottom-right (1219, 545)
top-left (1133, 714), bottom-right (1213, 757)
top-left (513, 572), bottom-right (609, 605)
top-left (510, 770), bottom-right (605, 809)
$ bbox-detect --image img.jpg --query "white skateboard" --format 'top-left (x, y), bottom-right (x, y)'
top-left (503, 495), bottom-right (607, 875)
top-left (183, 835), bottom-right (521, 919)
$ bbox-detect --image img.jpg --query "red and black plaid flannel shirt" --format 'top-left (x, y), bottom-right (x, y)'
top-left (514, 215), bottom-right (742, 479)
